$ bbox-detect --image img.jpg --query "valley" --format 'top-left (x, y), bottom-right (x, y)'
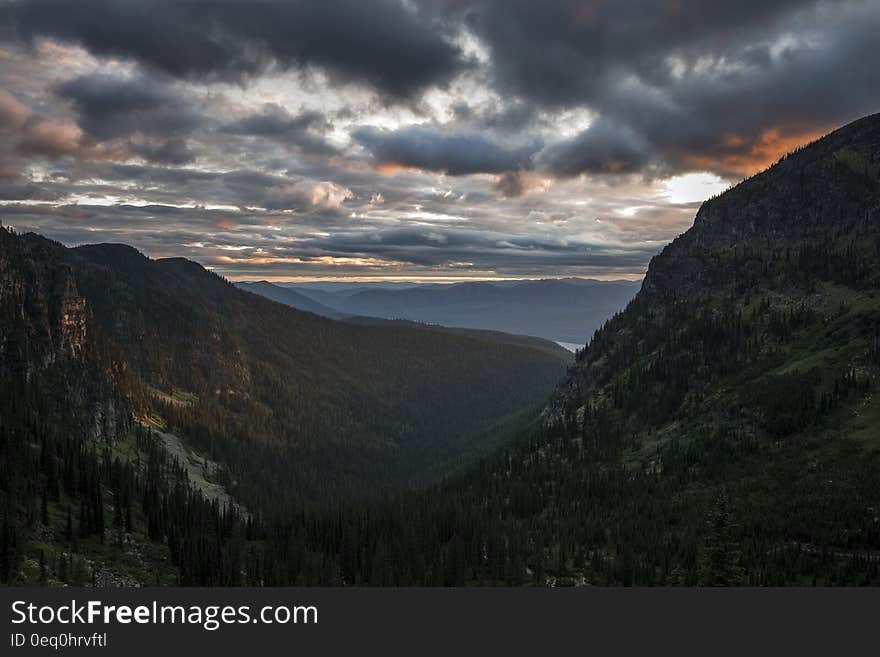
top-left (236, 277), bottom-right (640, 346)
top-left (2, 113), bottom-right (880, 586)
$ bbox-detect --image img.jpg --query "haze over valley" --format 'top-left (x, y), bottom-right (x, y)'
top-left (236, 277), bottom-right (641, 346)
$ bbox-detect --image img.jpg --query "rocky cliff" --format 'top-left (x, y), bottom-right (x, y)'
top-left (0, 227), bottom-right (130, 442)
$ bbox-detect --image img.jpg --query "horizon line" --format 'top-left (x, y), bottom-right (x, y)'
top-left (227, 274), bottom-right (647, 284)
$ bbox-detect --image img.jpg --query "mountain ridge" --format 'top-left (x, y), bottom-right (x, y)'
top-left (3, 230), bottom-right (573, 496)
top-left (547, 111), bottom-right (880, 427)
top-left (244, 277), bottom-right (642, 344)
top-left (233, 280), bottom-right (341, 317)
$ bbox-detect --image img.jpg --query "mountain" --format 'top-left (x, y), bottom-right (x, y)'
top-left (4, 232), bottom-right (572, 496)
top-left (283, 278), bottom-right (641, 344)
top-left (233, 280), bottom-right (340, 317)
top-left (0, 228), bottom-right (571, 584)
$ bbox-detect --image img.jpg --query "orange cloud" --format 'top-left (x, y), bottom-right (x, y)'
top-left (18, 117), bottom-right (84, 158)
top-left (375, 161), bottom-right (413, 175)
top-left (1, 89), bottom-right (128, 162)
top-left (679, 125), bottom-right (830, 177)
top-left (0, 162), bottom-right (19, 179)
top-left (0, 89), bottom-right (30, 130)
top-left (211, 218), bottom-right (240, 231)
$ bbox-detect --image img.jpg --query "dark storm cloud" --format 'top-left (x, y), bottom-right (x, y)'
top-left (222, 104), bottom-right (339, 156)
top-left (130, 138), bottom-right (198, 165)
top-left (354, 125), bottom-right (540, 175)
top-left (55, 72), bottom-right (201, 140)
top-left (6, 0), bottom-right (879, 179)
top-left (7, 0), bottom-right (465, 99)
top-left (4, 0), bottom-right (880, 281)
top-left (538, 119), bottom-right (651, 176)
top-left (450, 0), bottom-right (822, 106)
top-left (47, 72), bottom-right (206, 164)
top-left (573, 2), bottom-right (880, 176)
top-left (439, 0), bottom-right (880, 177)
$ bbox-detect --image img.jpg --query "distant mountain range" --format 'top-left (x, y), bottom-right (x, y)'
top-left (234, 280), bottom-right (341, 317)
top-left (235, 277), bottom-right (642, 346)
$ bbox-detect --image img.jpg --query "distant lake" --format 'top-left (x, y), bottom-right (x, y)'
top-left (556, 341), bottom-right (582, 352)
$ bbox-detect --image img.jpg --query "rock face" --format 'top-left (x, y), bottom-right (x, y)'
top-left (0, 227), bottom-right (130, 442)
top-left (1, 230), bottom-right (83, 369)
top-left (545, 112), bottom-right (880, 428)
top-left (54, 270), bottom-right (88, 359)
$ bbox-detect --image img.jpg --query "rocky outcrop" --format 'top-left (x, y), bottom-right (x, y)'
top-left (1, 230), bottom-right (87, 369)
top-left (54, 268), bottom-right (88, 359)
top-left (0, 227), bottom-right (131, 442)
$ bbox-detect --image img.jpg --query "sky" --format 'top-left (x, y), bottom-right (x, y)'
top-left (1, 0), bottom-right (879, 282)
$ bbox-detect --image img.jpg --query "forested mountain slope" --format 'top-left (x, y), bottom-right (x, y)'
top-left (0, 228), bottom-right (570, 584)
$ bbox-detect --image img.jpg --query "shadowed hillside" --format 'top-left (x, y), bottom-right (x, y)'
top-left (0, 228), bottom-right (570, 583)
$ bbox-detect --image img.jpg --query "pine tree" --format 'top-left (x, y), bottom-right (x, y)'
top-left (697, 493), bottom-right (745, 586)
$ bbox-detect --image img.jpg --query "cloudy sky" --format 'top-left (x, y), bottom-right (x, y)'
top-left (1, 0), bottom-right (879, 281)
